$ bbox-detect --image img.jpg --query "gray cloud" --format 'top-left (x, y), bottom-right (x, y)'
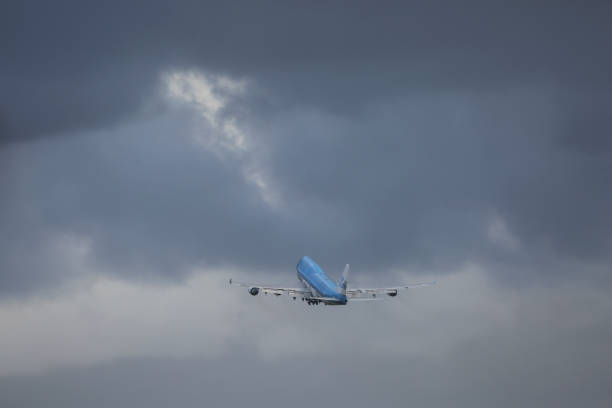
top-left (1, 2), bottom-right (611, 406)
top-left (1, 79), bottom-right (611, 296)
top-left (1, 267), bottom-right (611, 407)
top-left (3, 1), bottom-right (611, 142)
top-left (1, 351), bottom-right (609, 408)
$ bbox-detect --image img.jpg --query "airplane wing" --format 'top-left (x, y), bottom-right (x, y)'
top-left (346, 281), bottom-right (436, 300)
top-left (229, 278), bottom-right (311, 297)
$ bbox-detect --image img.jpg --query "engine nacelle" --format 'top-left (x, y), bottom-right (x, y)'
top-left (248, 287), bottom-right (260, 296)
top-left (387, 290), bottom-right (398, 297)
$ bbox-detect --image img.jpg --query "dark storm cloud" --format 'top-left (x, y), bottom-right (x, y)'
top-left (3, 1), bottom-right (612, 142)
top-left (1, 0), bottom-right (611, 294)
top-left (2, 86), bottom-right (610, 298)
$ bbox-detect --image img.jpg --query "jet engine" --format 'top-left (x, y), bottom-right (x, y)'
top-left (387, 290), bottom-right (398, 297)
top-left (248, 287), bottom-right (260, 296)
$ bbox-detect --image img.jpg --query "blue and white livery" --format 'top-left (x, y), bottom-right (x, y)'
top-left (230, 256), bottom-right (435, 306)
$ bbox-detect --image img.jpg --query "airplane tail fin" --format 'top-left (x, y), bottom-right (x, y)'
top-left (338, 264), bottom-right (349, 294)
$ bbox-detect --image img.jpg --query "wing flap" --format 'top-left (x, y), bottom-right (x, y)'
top-left (347, 281), bottom-right (436, 300)
top-left (229, 279), bottom-right (310, 296)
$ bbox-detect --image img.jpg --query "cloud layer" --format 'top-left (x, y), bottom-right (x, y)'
top-left (2, 266), bottom-right (611, 406)
top-left (2, 1), bottom-right (611, 407)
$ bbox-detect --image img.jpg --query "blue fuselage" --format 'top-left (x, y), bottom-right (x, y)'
top-left (296, 256), bottom-right (347, 305)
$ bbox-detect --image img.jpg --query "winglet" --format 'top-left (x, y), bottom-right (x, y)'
top-left (338, 264), bottom-right (349, 294)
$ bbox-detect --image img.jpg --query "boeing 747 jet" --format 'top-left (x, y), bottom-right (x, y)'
top-left (230, 256), bottom-right (435, 305)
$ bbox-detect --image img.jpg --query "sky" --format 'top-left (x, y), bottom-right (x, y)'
top-left (1, 1), bottom-right (612, 407)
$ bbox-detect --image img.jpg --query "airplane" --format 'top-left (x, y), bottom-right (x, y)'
top-left (229, 256), bottom-right (436, 306)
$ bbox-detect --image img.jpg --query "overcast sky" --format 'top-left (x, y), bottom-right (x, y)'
top-left (2, 1), bottom-right (612, 407)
